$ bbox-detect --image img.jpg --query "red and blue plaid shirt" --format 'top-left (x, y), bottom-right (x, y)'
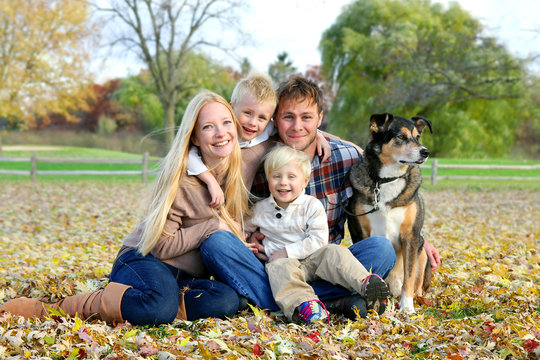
top-left (251, 138), bottom-right (362, 244)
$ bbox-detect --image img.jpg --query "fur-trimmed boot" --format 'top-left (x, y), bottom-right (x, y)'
top-left (0, 282), bottom-right (132, 324)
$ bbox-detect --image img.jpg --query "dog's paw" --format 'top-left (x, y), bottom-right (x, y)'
top-left (399, 295), bottom-right (415, 314)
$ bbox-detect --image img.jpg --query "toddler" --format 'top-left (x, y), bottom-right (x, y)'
top-left (245, 145), bottom-right (390, 323)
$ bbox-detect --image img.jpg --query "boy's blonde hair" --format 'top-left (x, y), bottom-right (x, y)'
top-left (230, 71), bottom-right (277, 109)
top-left (138, 91), bottom-right (249, 255)
top-left (264, 145), bottom-right (311, 180)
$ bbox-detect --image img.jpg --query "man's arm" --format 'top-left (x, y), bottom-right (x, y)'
top-left (424, 240), bottom-right (441, 271)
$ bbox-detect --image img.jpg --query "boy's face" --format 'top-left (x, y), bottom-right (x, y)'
top-left (233, 93), bottom-right (275, 141)
top-left (268, 160), bottom-right (309, 209)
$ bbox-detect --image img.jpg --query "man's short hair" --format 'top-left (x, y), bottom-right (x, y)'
top-left (264, 145), bottom-right (311, 180)
top-left (230, 71), bottom-right (277, 108)
top-left (276, 75), bottom-right (324, 114)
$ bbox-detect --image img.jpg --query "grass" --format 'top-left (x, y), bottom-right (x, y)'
top-left (1, 146), bottom-right (539, 188)
top-left (420, 157), bottom-right (540, 190)
top-left (0, 146), bottom-right (161, 183)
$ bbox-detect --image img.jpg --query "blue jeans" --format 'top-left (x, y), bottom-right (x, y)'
top-left (200, 231), bottom-right (396, 311)
top-left (110, 248), bottom-right (239, 325)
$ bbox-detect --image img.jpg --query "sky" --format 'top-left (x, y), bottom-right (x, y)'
top-left (93, 0), bottom-right (540, 82)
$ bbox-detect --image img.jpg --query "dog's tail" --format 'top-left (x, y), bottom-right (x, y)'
top-left (422, 257), bottom-right (432, 293)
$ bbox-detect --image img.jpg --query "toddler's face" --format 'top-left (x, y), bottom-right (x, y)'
top-left (268, 161), bottom-right (309, 209)
top-left (233, 93), bottom-right (275, 141)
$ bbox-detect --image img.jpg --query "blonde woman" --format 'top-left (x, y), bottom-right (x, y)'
top-left (0, 91), bottom-right (250, 325)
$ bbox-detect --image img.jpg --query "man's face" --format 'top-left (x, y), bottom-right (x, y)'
top-left (274, 98), bottom-right (322, 155)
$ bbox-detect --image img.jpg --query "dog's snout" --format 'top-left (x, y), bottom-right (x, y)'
top-left (420, 148), bottom-right (430, 158)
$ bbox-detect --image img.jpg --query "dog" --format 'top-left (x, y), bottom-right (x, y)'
top-left (347, 113), bottom-right (433, 313)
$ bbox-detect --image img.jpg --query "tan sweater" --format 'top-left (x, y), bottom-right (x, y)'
top-left (121, 176), bottom-right (220, 277)
top-left (118, 140), bottom-right (276, 277)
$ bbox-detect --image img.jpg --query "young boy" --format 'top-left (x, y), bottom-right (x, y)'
top-left (245, 145), bottom-right (390, 324)
top-left (188, 72), bottom-right (331, 207)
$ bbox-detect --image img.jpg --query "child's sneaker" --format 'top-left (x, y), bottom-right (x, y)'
top-left (297, 299), bottom-right (329, 324)
top-left (360, 274), bottom-right (390, 315)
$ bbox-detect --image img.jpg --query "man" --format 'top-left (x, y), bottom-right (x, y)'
top-left (200, 76), bottom-right (441, 319)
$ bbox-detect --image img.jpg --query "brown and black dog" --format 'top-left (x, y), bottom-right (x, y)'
top-left (347, 113), bottom-right (433, 313)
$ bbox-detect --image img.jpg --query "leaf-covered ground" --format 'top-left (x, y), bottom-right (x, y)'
top-left (0, 183), bottom-right (538, 359)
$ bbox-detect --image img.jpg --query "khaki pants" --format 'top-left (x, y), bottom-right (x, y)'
top-left (265, 244), bottom-right (370, 319)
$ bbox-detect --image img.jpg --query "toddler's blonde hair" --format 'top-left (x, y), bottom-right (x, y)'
top-left (264, 145), bottom-right (311, 180)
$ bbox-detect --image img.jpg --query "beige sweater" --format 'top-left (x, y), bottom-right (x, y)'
top-left (118, 140), bottom-right (276, 277)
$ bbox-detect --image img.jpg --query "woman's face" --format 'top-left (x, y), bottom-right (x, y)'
top-left (192, 102), bottom-right (238, 167)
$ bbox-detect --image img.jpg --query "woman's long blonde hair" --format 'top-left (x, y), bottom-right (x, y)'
top-left (138, 91), bottom-right (249, 255)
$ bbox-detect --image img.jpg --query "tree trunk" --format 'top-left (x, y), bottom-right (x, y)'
top-left (163, 99), bottom-right (176, 150)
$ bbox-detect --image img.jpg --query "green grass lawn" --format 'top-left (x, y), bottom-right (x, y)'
top-left (1, 146), bottom-right (539, 188)
top-left (420, 158), bottom-right (540, 190)
top-left (0, 146), bottom-right (160, 183)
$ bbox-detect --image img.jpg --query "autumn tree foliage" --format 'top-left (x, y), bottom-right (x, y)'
top-left (0, 0), bottom-right (99, 128)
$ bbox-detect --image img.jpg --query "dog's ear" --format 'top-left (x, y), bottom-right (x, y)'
top-left (412, 116), bottom-right (433, 135)
top-left (369, 113), bottom-right (393, 134)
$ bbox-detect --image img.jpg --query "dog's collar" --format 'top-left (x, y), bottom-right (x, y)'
top-left (372, 173), bottom-right (407, 186)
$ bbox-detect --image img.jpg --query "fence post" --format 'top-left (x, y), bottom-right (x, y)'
top-left (142, 152), bottom-right (148, 184)
top-left (31, 152), bottom-right (37, 183)
top-left (431, 159), bottom-right (438, 186)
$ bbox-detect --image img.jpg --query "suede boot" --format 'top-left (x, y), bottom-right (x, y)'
top-left (176, 289), bottom-right (187, 320)
top-left (0, 282), bottom-right (132, 324)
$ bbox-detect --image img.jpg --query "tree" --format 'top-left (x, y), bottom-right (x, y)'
top-left (268, 52), bottom-right (297, 85)
top-left (113, 51), bottom-right (238, 139)
top-left (240, 57), bottom-right (252, 77)
top-left (320, 0), bottom-right (526, 157)
top-left (97, 0), bottom-right (248, 148)
top-left (0, 0), bottom-right (98, 128)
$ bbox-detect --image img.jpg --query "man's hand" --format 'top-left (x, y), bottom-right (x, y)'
top-left (424, 240), bottom-right (441, 271)
top-left (246, 230), bottom-right (268, 262)
top-left (268, 248), bottom-right (288, 263)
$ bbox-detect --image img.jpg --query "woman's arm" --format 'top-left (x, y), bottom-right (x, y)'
top-left (150, 181), bottom-right (221, 260)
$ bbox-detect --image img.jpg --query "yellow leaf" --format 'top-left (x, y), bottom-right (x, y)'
top-left (248, 303), bottom-right (261, 317)
top-left (124, 329), bottom-right (138, 339)
top-left (73, 317), bottom-right (83, 332)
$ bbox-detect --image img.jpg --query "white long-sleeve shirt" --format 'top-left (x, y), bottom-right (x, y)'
top-left (245, 191), bottom-right (329, 259)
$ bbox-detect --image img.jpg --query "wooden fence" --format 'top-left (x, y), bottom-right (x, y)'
top-left (1, 154), bottom-right (539, 185)
top-left (0, 152), bottom-right (155, 184)
top-left (422, 159), bottom-right (540, 185)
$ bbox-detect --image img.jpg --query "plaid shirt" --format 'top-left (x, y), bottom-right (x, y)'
top-left (251, 138), bottom-right (362, 244)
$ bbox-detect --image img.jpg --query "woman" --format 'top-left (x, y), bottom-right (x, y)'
top-left (0, 91), bottom-right (250, 325)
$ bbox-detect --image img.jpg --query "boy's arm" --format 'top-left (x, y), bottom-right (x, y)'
top-left (187, 147), bottom-right (224, 208)
top-left (315, 131), bottom-right (332, 163)
top-left (198, 171), bottom-right (224, 208)
top-left (320, 130), bottom-right (364, 156)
